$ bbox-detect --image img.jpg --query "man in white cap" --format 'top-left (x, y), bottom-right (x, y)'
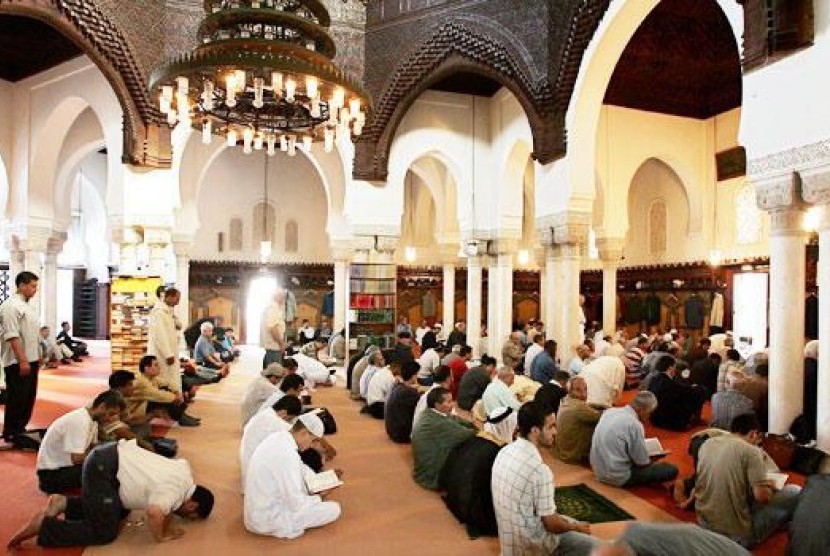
top-left (244, 412), bottom-right (341, 539)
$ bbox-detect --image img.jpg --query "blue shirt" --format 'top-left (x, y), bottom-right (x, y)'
top-left (530, 352), bottom-right (557, 383)
top-left (194, 335), bottom-right (216, 364)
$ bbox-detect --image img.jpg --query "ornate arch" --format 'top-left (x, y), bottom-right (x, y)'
top-left (0, 0), bottom-right (170, 167)
top-left (354, 19), bottom-right (554, 182)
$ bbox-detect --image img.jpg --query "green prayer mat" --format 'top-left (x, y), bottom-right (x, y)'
top-left (554, 483), bottom-right (635, 524)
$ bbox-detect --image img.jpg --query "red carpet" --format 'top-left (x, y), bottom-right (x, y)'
top-left (0, 346), bottom-right (112, 556)
top-left (619, 391), bottom-right (804, 555)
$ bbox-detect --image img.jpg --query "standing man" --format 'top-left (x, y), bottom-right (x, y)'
top-left (1, 271), bottom-right (42, 450)
top-left (261, 289), bottom-right (286, 370)
top-left (147, 288), bottom-right (182, 394)
top-left (491, 401), bottom-right (598, 555)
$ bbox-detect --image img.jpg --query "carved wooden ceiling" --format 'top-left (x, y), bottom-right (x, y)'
top-left (603, 0), bottom-right (742, 119)
top-left (0, 15), bottom-right (82, 82)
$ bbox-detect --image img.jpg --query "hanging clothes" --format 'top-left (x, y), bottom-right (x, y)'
top-left (321, 291), bottom-right (334, 318)
top-left (709, 292), bottom-right (724, 328)
top-left (625, 295), bottom-right (644, 325)
top-left (284, 290), bottom-right (298, 322)
top-left (422, 290), bottom-right (437, 318)
top-left (665, 294), bottom-right (681, 329)
top-left (644, 294), bottom-right (662, 326)
top-left (685, 294), bottom-right (705, 330)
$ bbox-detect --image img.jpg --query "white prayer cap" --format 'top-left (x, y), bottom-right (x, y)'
top-left (261, 363), bottom-right (286, 378)
top-left (298, 412), bottom-right (325, 437)
top-left (669, 329), bottom-right (678, 335)
top-left (663, 333), bottom-right (673, 342)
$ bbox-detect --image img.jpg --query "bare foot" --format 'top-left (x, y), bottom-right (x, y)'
top-left (45, 494), bottom-right (67, 518)
top-left (7, 510), bottom-right (44, 548)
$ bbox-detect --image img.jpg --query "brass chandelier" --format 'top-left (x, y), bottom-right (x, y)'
top-left (149, 0), bottom-right (370, 156)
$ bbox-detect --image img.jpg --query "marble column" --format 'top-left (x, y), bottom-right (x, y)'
top-left (43, 233), bottom-right (66, 330)
top-left (332, 252), bottom-right (351, 334)
top-left (442, 263), bottom-right (456, 333)
top-left (817, 211), bottom-right (830, 451)
top-left (172, 240), bottom-right (192, 325)
top-left (766, 202), bottom-right (807, 433)
top-left (558, 242), bottom-right (583, 357)
top-left (466, 253), bottom-right (483, 358)
top-left (597, 238), bottom-right (625, 335)
top-left (486, 240), bottom-right (516, 361)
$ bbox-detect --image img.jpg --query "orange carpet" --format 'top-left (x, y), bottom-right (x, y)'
top-left (0, 342), bottom-right (113, 556)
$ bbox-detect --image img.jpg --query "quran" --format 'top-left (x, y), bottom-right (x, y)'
top-left (305, 470), bottom-right (343, 494)
top-left (644, 438), bottom-right (667, 457)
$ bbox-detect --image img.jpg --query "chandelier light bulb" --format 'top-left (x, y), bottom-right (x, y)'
top-left (227, 128), bottom-right (238, 147)
top-left (305, 76), bottom-right (319, 99)
top-left (332, 87), bottom-right (345, 109)
top-left (517, 249), bottom-right (530, 265)
top-left (287, 135), bottom-right (297, 157)
top-left (339, 107), bottom-right (351, 125)
top-left (353, 122), bottom-right (363, 136)
top-left (176, 93), bottom-right (190, 119)
top-left (271, 71), bottom-right (283, 95)
top-left (202, 120), bottom-right (212, 144)
top-left (161, 85), bottom-right (174, 101)
top-left (324, 128), bottom-right (334, 152)
top-left (349, 98), bottom-right (361, 118)
top-left (254, 134), bottom-right (264, 150)
top-left (201, 80), bottom-right (215, 110)
top-left (279, 135), bottom-right (288, 151)
top-left (266, 136), bottom-right (276, 156)
top-left (159, 94), bottom-right (171, 114)
top-left (243, 127), bottom-right (255, 153)
top-left (285, 78), bottom-right (296, 102)
top-left (302, 135), bottom-right (313, 152)
top-left (234, 70), bottom-right (246, 90)
top-left (167, 111), bottom-right (178, 126)
top-left (405, 246), bottom-right (417, 263)
top-left (253, 77), bottom-right (265, 108)
top-left (310, 99), bottom-right (321, 119)
top-left (176, 77), bottom-right (189, 95)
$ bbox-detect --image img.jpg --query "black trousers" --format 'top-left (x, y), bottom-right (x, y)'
top-left (38, 464), bottom-right (83, 494)
top-left (262, 349), bottom-right (282, 370)
top-left (38, 442), bottom-right (126, 547)
top-left (2, 361), bottom-right (40, 439)
top-left (146, 400), bottom-right (185, 421)
top-left (367, 402), bottom-right (385, 420)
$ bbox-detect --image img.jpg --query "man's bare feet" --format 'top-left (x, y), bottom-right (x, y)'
top-left (7, 510), bottom-right (44, 548)
top-left (45, 494), bottom-right (67, 518)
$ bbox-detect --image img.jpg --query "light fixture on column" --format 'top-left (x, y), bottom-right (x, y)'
top-left (517, 249), bottom-right (530, 265)
top-left (150, 0), bottom-right (370, 154)
top-left (259, 154), bottom-right (272, 263)
top-left (404, 246), bottom-right (417, 263)
top-left (464, 240), bottom-right (479, 257)
top-left (804, 206), bottom-right (821, 245)
top-left (708, 249), bottom-right (723, 267)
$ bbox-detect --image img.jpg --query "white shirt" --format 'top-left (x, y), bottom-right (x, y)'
top-left (240, 410), bottom-right (292, 492)
top-left (117, 439), bottom-right (195, 512)
top-left (36, 408), bottom-right (97, 470)
top-left (482, 379), bottom-right (521, 415)
top-left (581, 356), bottom-right (625, 408)
top-left (0, 292), bottom-right (41, 365)
top-left (292, 353), bottom-right (333, 388)
top-left (366, 367), bottom-right (395, 405)
top-left (360, 364), bottom-right (383, 399)
top-left (244, 430), bottom-right (321, 538)
top-left (524, 343), bottom-right (544, 372)
top-left (417, 349), bottom-right (440, 379)
top-left (257, 389), bottom-right (287, 415)
top-left (415, 326), bottom-right (429, 345)
top-left (241, 376), bottom-right (280, 427)
top-left (300, 325), bottom-right (316, 341)
top-left (411, 384), bottom-right (438, 434)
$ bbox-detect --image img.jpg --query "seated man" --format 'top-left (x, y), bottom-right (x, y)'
top-left (291, 352), bottom-right (337, 390)
top-left (350, 345), bottom-right (380, 399)
top-left (417, 344), bottom-right (448, 387)
top-left (447, 345), bottom-right (473, 400)
top-left (56, 321), bottom-right (87, 360)
top-left (530, 340), bottom-right (559, 384)
top-left (193, 322), bottom-right (229, 375)
top-left (257, 372), bottom-right (305, 414)
top-left (696, 413), bottom-right (801, 548)
top-left (412, 365), bottom-right (453, 433)
top-left (553, 376), bottom-right (602, 465)
top-left (595, 522), bottom-right (749, 556)
top-left (327, 329), bottom-right (346, 366)
top-left (647, 355), bottom-right (707, 431)
top-left (735, 363), bottom-right (769, 431)
top-left (244, 413), bottom-right (341, 539)
top-left (456, 355), bottom-right (497, 417)
top-left (412, 387), bottom-right (476, 490)
top-left (364, 353), bottom-right (400, 419)
top-left (580, 356), bottom-right (625, 409)
top-left (385, 361), bottom-right (421, 443)
top-left (439, 424), bottom-right (508, 538)
top-left (102, 371), bottom-right (155, 452)
top-left (481, 367), bottom-right (521, 416)
top-left (690, 352), bottom-right (721, 399)
top-left (36, 391), bottom-right (125, 494)
top-left (492, 401), bottom-right (598, 554)
top-left (533, 370), bottom-right (571, 417)
top-left (590, 391), bottom-right (679, 488)
top-left (711, 371), bottom-right (755, 430)
top-left (10, 440), bottom-right (214, 548)
top-left (240, 395), bottom-right (303, 491)
top-left (128, 355), bottom-right (199, 428)
top-left (358, 349), bottom-right (388, 401)
top-left (241, 363), bottom-right (285, 427)
top-left (39, 326), bottom-right (68, 367)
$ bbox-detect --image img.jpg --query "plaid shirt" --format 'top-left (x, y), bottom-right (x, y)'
top-left (492, 438), bottom-right (558, 555)
top-left (710, 390), bottom-right (754, 430)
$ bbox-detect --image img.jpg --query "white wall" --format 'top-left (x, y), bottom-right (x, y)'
top-left (192, 146), bottom-right (331, 263)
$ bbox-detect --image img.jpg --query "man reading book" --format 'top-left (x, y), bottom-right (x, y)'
top-left (244, 412), bottom-right (342, 539)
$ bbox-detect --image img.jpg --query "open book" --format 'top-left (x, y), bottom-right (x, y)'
top-left (644, 437), bottom-right (667, 457)
top-left (766, 472), bottom-right (789, 490)
top-left (305, 469), bottom-right (343, 494)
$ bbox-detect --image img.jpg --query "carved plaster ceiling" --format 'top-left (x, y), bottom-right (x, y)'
top-left (603, 0), bottom-right (742, 119)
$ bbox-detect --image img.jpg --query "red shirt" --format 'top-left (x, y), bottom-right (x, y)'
top-left (447, 357), bottom-right (469, 400)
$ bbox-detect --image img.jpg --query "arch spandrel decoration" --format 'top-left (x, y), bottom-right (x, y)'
top-left (0, 0), bottom-right (170, 167)
top-left (648, 199), bottom-right (667, 255)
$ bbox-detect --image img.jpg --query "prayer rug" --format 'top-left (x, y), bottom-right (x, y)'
top-left (555, 483), bottom-right (634, 524)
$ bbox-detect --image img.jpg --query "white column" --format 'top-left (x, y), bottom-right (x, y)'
top-left (597, 238), bottom-right (624, 335)
top-left (333, 258), bottom-right (350, 334)
top-left (43, 252), bottom-right (59, 329)
top-left (817, 212), bottom-right (830, 451)
top-left (487, 247), bottom-right (514, 361)
top-left (148, 244), bottom-right (168, 277)
top-left (466, 255), bottom-right (483, 358)
top-left (768, 206), bottom-right (807, 434)
top-left (442, 263), bottom-right (455, 332)
top-left (541, 245), bottom-right (557, 341)
top-left (559, 242), bottom-right (582, 358)
top-left (174, 251), bottom-right (190, 324)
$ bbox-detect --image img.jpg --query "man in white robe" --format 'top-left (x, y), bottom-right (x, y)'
top-left (244, 413), bottom-right (341, 538)
top-left (290, 353), bottom-right (335, 390)
top-left (239, 395), bottom-right (302, 492)
top-left (147, 288), bottom-right (182, 393)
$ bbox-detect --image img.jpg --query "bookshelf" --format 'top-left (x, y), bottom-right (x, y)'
top-left (110, 276), bottom-right (163, 371)
top-left (349, 263), bottom-right (396, 339)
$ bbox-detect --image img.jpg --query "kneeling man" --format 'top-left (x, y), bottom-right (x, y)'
top-left (244, 412), bottom-right (341, 538)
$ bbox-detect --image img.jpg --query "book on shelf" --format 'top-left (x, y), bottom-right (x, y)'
top-left (644, 437), bottom-right (667, 457)
top-left (305, 469), bottom-right (343, 494)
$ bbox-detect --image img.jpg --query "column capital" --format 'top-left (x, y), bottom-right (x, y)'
top-left (439, 244), bottom-right (459, 266)
top-left (143, 226), bottom-right (171, 246)
top-left (755, 172), bottom-right (806, 212)
top-left (8, 223), bottom-right (55, 253)
top-left (538, 210), bottom-right (591, 246)
top-left (375, 235), bottom-right (399, 255)
top-left (800, 164), bottom-right (830, 206)
top-left (596, 237), bottom-right (625, 263)
top-left (486, 238), bottom-right (518, 257)
top-left (769, 206), bottom-right (807, 237)
top-left (46, 231), bottom-right (68, 256)
top-left (329, 240), bottom-right (354, 262)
